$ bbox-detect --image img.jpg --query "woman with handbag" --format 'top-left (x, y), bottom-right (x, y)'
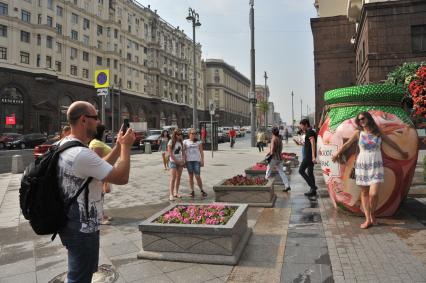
top-left (332, 111), bottom-right (408, 229)
top-left (265, 127), bottom-right (291, 192)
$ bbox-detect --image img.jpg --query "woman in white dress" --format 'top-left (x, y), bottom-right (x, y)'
top-left (332, 111), bottom-right (408, 229)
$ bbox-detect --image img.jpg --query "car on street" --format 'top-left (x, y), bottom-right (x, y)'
top-left (140, 132), bottom-right (162, 152)
top-left (33, 137), bottom-right (60, 159)
top-left (7, 133), bottom-right (47, 149)
top-left (0, 133), bottom-right (23, 149)
top-left (217, 128), bottom-right (228, 143)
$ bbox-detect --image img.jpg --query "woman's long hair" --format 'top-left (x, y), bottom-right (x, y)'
top-left (355, 111), bottom-right (381, 136)
top-left (171, 129), bottom-right (182, 149)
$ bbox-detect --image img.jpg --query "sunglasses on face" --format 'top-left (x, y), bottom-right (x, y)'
top-left (85, 114), bottom-right (100, 120)
top-left (358, 117), bottom-right (366, 121)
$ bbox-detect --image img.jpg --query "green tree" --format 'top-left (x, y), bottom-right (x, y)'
top-left (257, 100), bottom-right (269, 129)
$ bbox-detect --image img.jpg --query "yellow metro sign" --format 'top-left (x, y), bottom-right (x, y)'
top-left (94, 69), bottom-right (109, 88)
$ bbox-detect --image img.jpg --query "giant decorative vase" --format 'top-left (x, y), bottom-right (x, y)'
top-left (317, 84), bottom-right (418, 216)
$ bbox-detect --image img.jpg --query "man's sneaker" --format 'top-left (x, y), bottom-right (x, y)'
top-left (283, 187), bottom-right (291, 192)
top-left (304, 188), bottom-right (317, 196)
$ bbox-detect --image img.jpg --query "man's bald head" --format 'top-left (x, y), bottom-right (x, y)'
top-left (67, 101), bottom-right (95, 125)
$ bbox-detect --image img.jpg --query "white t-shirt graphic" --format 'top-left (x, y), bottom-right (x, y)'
top-left (183, 139), bottom-right (201, 162)
top-left (57, 137), bottom-right (113, 233)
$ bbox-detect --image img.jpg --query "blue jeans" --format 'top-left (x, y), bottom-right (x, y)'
top-left (59, 227), bottom-right (100, 283)
top-left (186, 161), bottom-right (201, 175)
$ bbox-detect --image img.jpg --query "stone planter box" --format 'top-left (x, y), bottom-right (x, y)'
top-left (213, 178), bottom-right (276, 207)
top-left (138, 203), bottom-right (252, 265)
top-left (245, 164), bottom-right (291, 186)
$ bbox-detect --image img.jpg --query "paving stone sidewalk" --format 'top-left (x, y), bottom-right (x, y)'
top-left (0, 138), bottom-right (425, 282)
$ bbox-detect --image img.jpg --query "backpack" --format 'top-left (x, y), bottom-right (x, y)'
top-left (20, 141), bottom-right (92, 240)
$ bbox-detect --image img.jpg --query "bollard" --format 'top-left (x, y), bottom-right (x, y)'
top-left (144, 142), bottom-right (152, 154)
top-left (11, 155), bottom-right (24, 174)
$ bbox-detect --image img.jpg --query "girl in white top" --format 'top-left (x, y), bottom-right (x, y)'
top-left (183, 128), bottom-right (207, 198)
top-left (167, 129), bottom-right (185, 201)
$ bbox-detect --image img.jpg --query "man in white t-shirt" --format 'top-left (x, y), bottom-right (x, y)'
top-left (58, 101), bottom-right (135, 283)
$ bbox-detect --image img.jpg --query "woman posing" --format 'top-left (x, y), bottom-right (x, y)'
top-left (183, 129), bottom-right (208, 198)
top-left (332, 111), bottom-right (408, 229)
top-left (89, 124), bottom-right (113, 225)
top-left (159, 130), bottom-right (170, 170)
top-left (266, 127), bottom-right (291, 192)
top-left (168, 129), bottom-right (185, 201)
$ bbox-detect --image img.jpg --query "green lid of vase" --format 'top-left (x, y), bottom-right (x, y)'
top-left (323, 84), bottom-right (412, 130)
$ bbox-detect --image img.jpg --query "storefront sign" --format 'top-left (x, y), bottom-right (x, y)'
top-left (1, 98), bottom-right (24, 104)
top-left (6, 115), bottom-right (16, 125)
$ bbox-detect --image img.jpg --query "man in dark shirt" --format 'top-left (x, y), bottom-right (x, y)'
top-left (296, 119), bottom-right (318, 197)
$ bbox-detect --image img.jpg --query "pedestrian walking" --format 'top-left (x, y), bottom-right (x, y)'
top-left (265, 127), bottom-right (291, 192)
top-left (58, 101), bottom-right (135, 283)
top-left (256, 129), bottom-right (265, 152)
top-left (159, 130), bottom-right (170, 170)
top-left (284, 127), bottom-right (289, 144)
top-left (168, 129), bottom-right (185, 201)
top-left (89, 124), bottom-right (113, 225)
top-left (295, 119), bottom-right (318, 197)
top-left (332, 111), bottom-right (408, 229)
top-left (183, 128), bottom-right (208, 198)
top-left (229, 127), bottom-right (237, 148)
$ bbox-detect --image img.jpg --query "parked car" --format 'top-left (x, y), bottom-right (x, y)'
top-left (242, 126), bottom-right (251, 133)
top-left (7, 133), bottom-right (47, 149)
top-left (114, 131), bottom-right (146, 149)
top-left (162, 125), bottom-right (177, 134)
top-left (217, 129), bottom-right (227, 143)
top-left (33, 137), bottom-right (60, 159)
top-left (140, 133), bottom-right (162, 152)
top-left (0, 133), bottom-right (22, 149)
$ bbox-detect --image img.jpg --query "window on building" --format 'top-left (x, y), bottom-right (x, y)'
top-left (114, 29), bottom-right (118, 38)
top-left (70, 65), bottom-right (77, 76)
top-left (56, 23), bottom-right (62, 34)
top-left (46, 36), bottom-right (52, 48)
top-left (83, 51), bottom-right (89, 61)
top-left (20, 31), bottom-right (30, 43)
top-left (0, 24), bottom-right (6, 37)
top-left (46, 56), bottom-right (52, 68)
top-left (83, 18), bottom-right (90, 29)
top-left (71, 13), bottom-right (78, 25)
top-left (0, 47), bottom-right (6, 59)
top-left (20, 52), bottom-right (30, 64)
top-left (128, 25), bottom-right (131, 33)
top-left (127, 81), bottom-right (132, 89)
top-left (0, 2), bottom-right (7, 15)
top-left (56, 6), bottom-right (63, 17)
top-left (96, 56), bottom-right (102, 65)
top-left (97, 25), bottom-right (103, 35)
top-left (47, 0), bottom-right (53, 9)
top-left (38, 14), bottom-right (42, 24)
top-left (70, 47), bottom-right (77, 59)
top-left (412, 25), bottom-right (426, 53)
top-left (83, 35), bottom-right (89, 46)
top-left (144, 47), bottom-right (147, 54)
top-left (55, 61), bottom-right (61, 72)
top-left (56, 42), bottom-right (62, 53)
top-left (21, 10), bottom-right (31, 23)
top-left (36, 54), bottom-right (40, 66)
top-left (47, 16), bottom-right (52, 27)
top-left (106, 58), bottom-right (110, 67)
top-left (71, 30), bottom-right (78, 40)
top-left (114, 59), bottom-right (118, 69)
top-left (37, 34), bottom-right (41, 45)
top-left (127, 53), bottom-right (131, 60)
top-left (135, 55), bottom-right (139, 64)
top-left (73, 0), bottom-right (78, 5)
top-left (83, 68), bottom-right (89, 78)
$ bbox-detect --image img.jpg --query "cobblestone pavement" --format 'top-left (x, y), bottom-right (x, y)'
top-left (0, 137), bottom-right (425, 282)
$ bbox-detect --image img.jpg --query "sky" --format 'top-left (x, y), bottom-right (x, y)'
top-left (136, 0), bottom-right (317, 125)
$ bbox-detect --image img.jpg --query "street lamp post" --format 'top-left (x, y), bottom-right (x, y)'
top-left (186, 8), bottom-right (201, 129)
top-left (300, 99), bottom-right (303, 120)
top-left (264, 71), bottom-right (268, 130)
top-left (249, 0), bottom-right (256, 147)
top-left (290, 91), bottom-right (294, 132)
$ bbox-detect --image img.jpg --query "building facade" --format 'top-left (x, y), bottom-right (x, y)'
top-left (0, 0), bottom-right (203, 134)
top-left (311, 0), bottom-right (426, 124)
top-left (203, 59), bottom-right (250, 127)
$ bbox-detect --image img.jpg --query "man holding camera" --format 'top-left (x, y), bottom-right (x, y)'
top-left (58, 101), bottom-right (135, 283)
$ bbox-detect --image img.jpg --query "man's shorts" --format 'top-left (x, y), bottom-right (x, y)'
top-left (186, 161), bottom-right (201, 175)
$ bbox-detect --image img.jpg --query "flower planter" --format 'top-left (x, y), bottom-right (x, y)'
top-left (137, 203), bottom-right (252, 265)
top-left (213, 178), bottom-right (276, 207)
top-left (245, 163), bottom-right (291, 186)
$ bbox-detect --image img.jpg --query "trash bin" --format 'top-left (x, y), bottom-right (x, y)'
top-left (11, 155), bottom-right (24, 174)
top-left (144, 142), bottom-right (152, 154)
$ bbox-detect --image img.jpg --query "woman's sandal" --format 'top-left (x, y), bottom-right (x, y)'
top-left (190, 191), bottom-right (195, 198)
top-left (360, 221), bottom-right (372, 229)
top-left (201, 190), bottom-right (208, 197)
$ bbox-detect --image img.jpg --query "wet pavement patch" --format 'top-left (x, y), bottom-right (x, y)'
top-left (401, 197), bottom-right (426, 226)
top-left (281, 193), bottom-right (334, 283)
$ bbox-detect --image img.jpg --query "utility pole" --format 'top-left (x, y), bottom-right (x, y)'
top-left (291, 91), bottom-right (294, 132)
top-left (264, 71), bottom-right (268, 130)
top-left (249, 0), bottom-right (256, 147)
